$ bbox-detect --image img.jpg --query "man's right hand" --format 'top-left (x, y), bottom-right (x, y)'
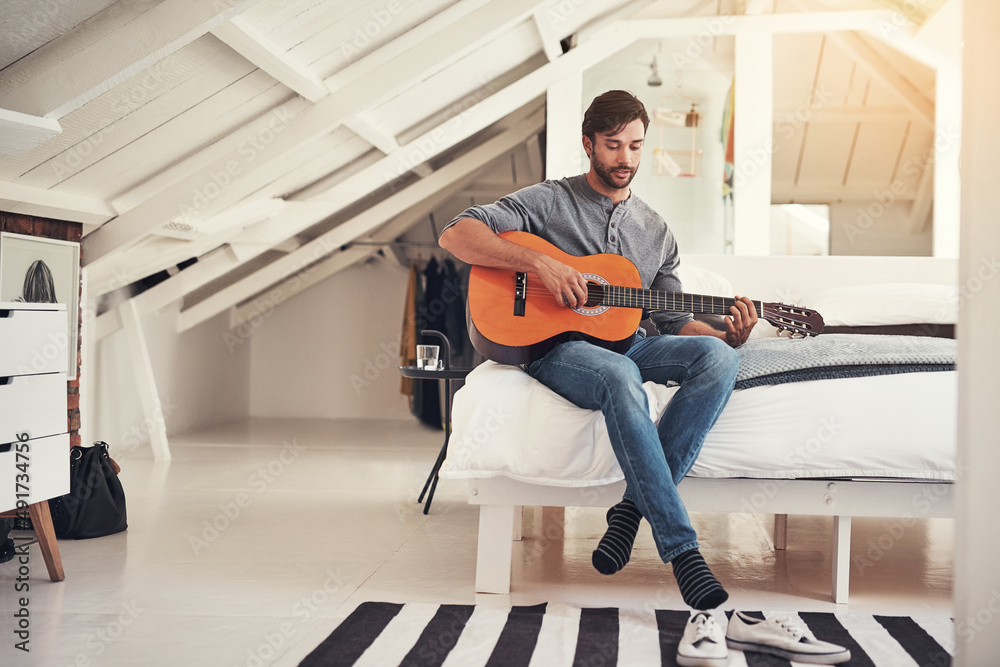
top-left (534, 254), bottom-right (589, 308)
top-left (439, 218), bottom-right (589, 307)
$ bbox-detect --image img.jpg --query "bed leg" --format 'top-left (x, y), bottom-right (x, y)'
top-left (513, 506), bottom-right (523, 541)
top-left (476, 505), bottom-right (515, 594)
top-left (774, 514), bottom-right (788, 550)
top-left (832, 515), bottom-right (851, 604)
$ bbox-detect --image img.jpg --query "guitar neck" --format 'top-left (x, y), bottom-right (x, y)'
top-left (598, 285), bottom-right (762, 317)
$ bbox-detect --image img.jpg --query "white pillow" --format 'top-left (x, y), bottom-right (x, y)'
top-left (801, 283), bottom-right (958, 327)
top-left (676, 264), bottom-right (733, 297)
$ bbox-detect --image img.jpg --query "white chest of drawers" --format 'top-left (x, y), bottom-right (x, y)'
top-left (0, 302), bottom-right (70, 513)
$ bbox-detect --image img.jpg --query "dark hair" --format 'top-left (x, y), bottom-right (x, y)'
top-left (17, 259), bottom-right (58, 303)
top-left (582, 90), bottom-right (650, 142)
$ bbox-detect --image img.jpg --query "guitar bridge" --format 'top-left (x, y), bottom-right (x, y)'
top-left (513, 272), bottom-right (526, 317)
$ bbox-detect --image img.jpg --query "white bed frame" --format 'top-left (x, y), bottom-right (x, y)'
top-left (459, 254), bottom-right (959, 602)
top-left (467, 476), bottom-right (953, 601)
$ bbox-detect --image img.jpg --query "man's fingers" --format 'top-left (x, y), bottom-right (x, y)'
top-left (737, 296), bottom-right (758, 325)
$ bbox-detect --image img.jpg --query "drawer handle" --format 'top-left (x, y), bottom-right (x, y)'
top-left (0, 310), bottom-right (11, 318)
top-left (0, 377), bottom-right (11, 385)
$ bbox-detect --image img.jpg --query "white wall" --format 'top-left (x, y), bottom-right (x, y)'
top-left (249, 255), bottom-right (414, 420)
top-left (92, 302), bottom-right (251, 454)
top-left (829, 200), bottom-right (933, 256)
top-left (584, 38), bottom-right (734, 255)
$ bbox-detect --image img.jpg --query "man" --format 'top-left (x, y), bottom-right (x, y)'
top-left (439, 90), bottom-right (756, 610)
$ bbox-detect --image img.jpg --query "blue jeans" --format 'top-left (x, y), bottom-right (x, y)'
top-left (527, 334), bottom-right (739, 562)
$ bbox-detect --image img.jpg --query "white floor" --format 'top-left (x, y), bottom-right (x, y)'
top-left (0, 418), bottom-right (953, 666)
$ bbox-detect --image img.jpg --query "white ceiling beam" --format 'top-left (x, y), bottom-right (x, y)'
top-left (0, 107), bottom-right (61, 156)
top-left (85, 199), bottom-right (290, 297)
top-left (620, 10), bottom-right (906, 37)
top-left (0, 181), bottom-right (117, 225)
top-left (533, 10), bottom-right (564, 62)
top-left (342, 116), bottom-right (432, 176)
top-left (211, 16), bottom-right (328, 103)
top-left (342, 115), bottom-right (399, 154)
top-left (0, 0), bottom-right (267, 119)
top-left (177, 107), bottom-right (546, 332)
top-left (910, 155), bottom-right (935, 233)
top-left (772, 183), bottom-right (918, 202)
top-left (323, 0), bottom-right (495, 93)
top-left (825, 31), bottom-right (935, 130)
top-left (92, 245), bottom-right (246, 342)
top-left (80, 0), bottom-right (548, 269)
top-left (774, 105), bottom-right (912, 123)
top-left (578, 0), bottom-right (660, 41)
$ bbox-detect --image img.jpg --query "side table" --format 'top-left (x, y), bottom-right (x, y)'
top-left (399, 366), bottom-right (472, 514)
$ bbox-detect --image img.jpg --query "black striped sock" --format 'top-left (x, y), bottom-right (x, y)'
top-left (671, 549), bottom-right (729, 610)
top-left (592, 499), bottom-right (642, 575)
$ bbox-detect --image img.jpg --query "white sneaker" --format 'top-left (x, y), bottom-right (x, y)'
top-left (676, 611), bottom-right (728, 667)
top-left (725, 611), bottom-right (851, 664)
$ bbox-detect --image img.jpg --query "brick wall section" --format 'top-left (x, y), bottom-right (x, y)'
top-left (0, 211), bottom-right (84, 447)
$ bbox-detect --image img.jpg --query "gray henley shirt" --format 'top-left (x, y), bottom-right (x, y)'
top-left (442, 174), bottom-right (693, 336)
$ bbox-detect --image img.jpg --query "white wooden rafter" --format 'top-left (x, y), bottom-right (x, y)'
top-left (0, 180), bottom-right (117, 225)
top-left (343, 115), bottom-right (399, 154)
top-left (86, 198), bottom-right (289, 297)
top-left (910, 153), bottom-right (935, 232)
top-left (0, 0), bottom-right (267, 119)
top-left (0, 107), bottom-right (61, 155)
top-left (532, 9), bottom-right (564, 62)
top-left (211, 15), bottom-right (328, 103)
top-left (774, 105), bottom-right (912, 124)
top-left (178, 106), bottom-right (546, 331)
top-left (322, 0), bottom-right (497, 93)
top-left (826, 31), bottom-right (934, 130)
top-left (772, 183), bottom-right (918, 202)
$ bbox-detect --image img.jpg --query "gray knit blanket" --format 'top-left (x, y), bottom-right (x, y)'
top-left (734, 334), bottom-right (957, 390)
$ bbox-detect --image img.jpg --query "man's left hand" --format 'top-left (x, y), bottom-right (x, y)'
top-left (723, 296), bottom-right (758, 347)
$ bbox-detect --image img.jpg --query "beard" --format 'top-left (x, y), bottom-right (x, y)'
top-left (591, 153), bottom-right (638, 191)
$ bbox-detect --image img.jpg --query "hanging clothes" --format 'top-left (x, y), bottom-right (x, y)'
top-left (412, 258), bottom-right (443, 430)
top-left (441, 258), bottom-right (467, 359)
top-left (399, 263), bottom-right (419, 403)
top-left (721, 77), bottom-right (735, 201)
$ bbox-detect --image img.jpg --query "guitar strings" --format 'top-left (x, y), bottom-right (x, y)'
top-left (516, 286), bottom-right (748, 315)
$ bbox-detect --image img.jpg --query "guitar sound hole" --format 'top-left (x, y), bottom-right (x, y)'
top-left (584, 282), bottom-right (604, 308)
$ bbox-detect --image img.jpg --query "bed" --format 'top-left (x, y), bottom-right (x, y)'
top-left (437, 255), bottom-right (959, 601)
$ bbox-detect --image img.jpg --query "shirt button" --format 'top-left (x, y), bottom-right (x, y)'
top-left (611, 221), bottom-right (616, 228)
top-left (606, 208), bottom-right (612, 214)
top-left (610, 235), bottom-right (616, 242)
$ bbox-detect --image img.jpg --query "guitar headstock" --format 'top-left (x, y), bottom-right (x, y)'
top-left (761, 302), bottom-right (825, 337)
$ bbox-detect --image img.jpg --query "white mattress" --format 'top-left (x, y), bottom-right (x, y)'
top-left (439, 362), bottom-right (956, 486)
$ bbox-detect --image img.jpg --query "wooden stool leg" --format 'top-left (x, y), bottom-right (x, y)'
top-left (27, 502), bottom-right (65, 582)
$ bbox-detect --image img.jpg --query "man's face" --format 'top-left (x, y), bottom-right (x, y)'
top-left (584, 118), bottom-right (645, 192)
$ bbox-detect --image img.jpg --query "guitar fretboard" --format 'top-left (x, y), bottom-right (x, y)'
top-left (595, 285), bottom-right (763, 316)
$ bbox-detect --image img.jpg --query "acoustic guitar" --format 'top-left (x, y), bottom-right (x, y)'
top-left (467, 231), bottom-right (824, 365)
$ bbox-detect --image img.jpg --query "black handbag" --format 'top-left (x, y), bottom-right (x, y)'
top-left (48, 441), bottom-right (127, 539)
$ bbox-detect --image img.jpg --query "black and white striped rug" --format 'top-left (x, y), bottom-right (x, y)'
top-left (298, 602), bottom-right (955, 666)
